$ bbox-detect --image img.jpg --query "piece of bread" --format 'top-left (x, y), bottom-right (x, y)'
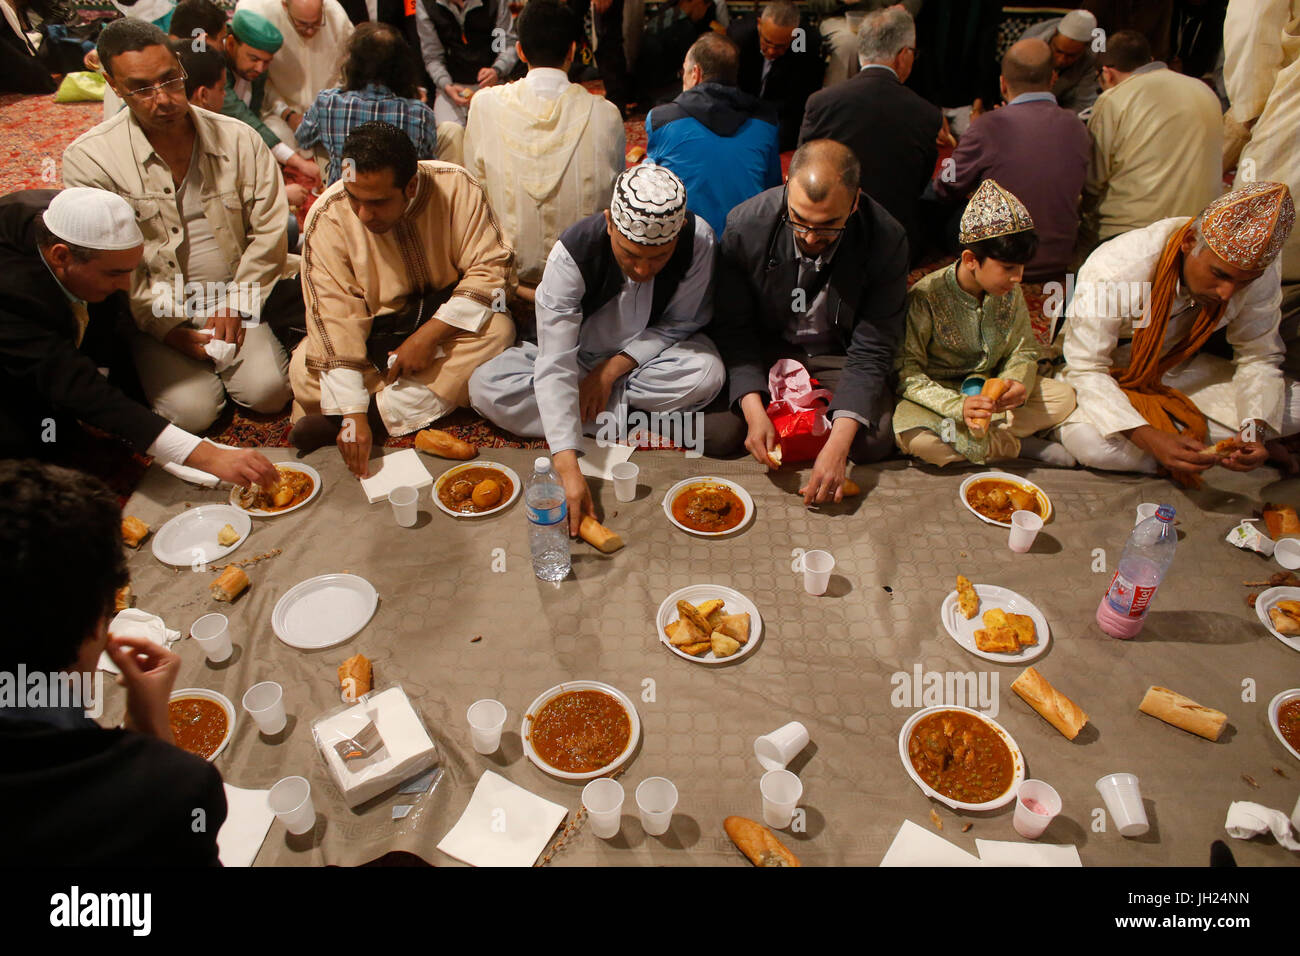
top-left (715, 612), bottom-right (750, 645)
top-left (1263, 504), bottom-right (1300, 539)
top-left (1212, 437), bottom-right (1244, 459)
top-left (724, 816), bottom-right (801, 867)
top-left (974, 626), bottom-right (1019, 653)
top-left (842, 478), bottom-right (861, 496)
top-left (209, 565), bottom-right (249, 602)
top-left (970, 379), bottom-right (1010, 436)
top-left (579, 516), bottom-right (624, 553)
top-left (956, 575), bottom-right (979, 619)
top-left (710, 632), bottom-right (742, 658)
top-left (338, 653), bottom-right (373, 701)
top-left (1269, 607), bottom-right (1300, 635)
top-left (414, 428), bottom-right (477, 460)
top-left (768, 444), bottom-right (783, 468)
top-left (114, 584), bottom-right (132, 612)
top-left (625, 145), bottom-right (646, 164)
top-left (1011, 667), bottom-right (1088, 740)
top-left (121, 516), bottom-right (150, 549)
top-left (217, 523), bottom-right (240, 546)
top-left (1138, 685), bottom-right (1227, 741)
top-left (680, 641), bottom-right (711, 656)
top-left (1008, 613), bottom-right (1037, 646)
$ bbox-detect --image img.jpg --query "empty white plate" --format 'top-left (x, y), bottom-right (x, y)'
top-left (940, 583), bottom-right (1050, 664)
top-left (151, 505), bottom-right (251, 567)
top-left (272, 574), bottom-right (378, 649)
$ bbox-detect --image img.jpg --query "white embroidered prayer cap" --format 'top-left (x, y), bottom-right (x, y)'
top-left (43, 187), bottom-right (143, 251)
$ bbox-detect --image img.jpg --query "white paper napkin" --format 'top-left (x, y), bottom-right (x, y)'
top-left (879, 819), bottom-right (983, 867)
top-left (315, 687), bottom-right (438, 807)
top-left (576, 436), bottom-right (635, 480)
top-left (436, 770), bottom-right (569, 867)
top-left (1224, 801), bottom-right (1300, 850)
top-left (976, 839), bottom-right (1082, 867)
top-left (161, 460), bottom-right (222, 487)
top-left (217, 784), bottom-right (275, 867)
top-left (99, 608), bottom-right (182, 674)
top-left (198, 328), bottom-right (238, 372)
top-left (359, 448), bottom-right (434, 504)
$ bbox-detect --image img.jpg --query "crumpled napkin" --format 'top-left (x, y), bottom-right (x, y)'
top-left (98, 608), bottom-right (182, 674)
top-left (197, 328), bottom-right (238, 372)
top-left (1224, 801), bottom-right (1300, 850)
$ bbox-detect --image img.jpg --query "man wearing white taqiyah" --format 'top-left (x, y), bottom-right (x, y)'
top-left (470, 164), bottom-right (725, 535)
top-left (0, 187), bottom-right (281, 488)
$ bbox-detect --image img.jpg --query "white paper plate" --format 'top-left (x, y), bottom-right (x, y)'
top-left (521, 680), bottom-right (641, 780)
top-left (1267, 688), bottom-right (1300, 762)
top-left (958, 471), bottom-right (1053, 528)
top-left (661, 477), bottom-right (755, 537)
top-left (940, 583), bottom-right (1051, 664)
top-left (272, 573), bottom-right (378, 649)
top-left (432, 462), bottom-right (522, 519)
top-left (151, 505), bottom-right (251, 567)
top-left (1254, 587), bottom-right (1300, 653)
top-left (898, 705), bottom-right (1026, 811)
top-left (169, 687), bottom-right (236, 762)
top-left (228, 462), bottom-right (322, 517)
top-left (655, 584), bottom-right (763, 664)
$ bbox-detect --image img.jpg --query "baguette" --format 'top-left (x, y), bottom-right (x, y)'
top-left (768, 444), bottom-right (783, 468)
top-left (723, 816), bottom-right (801, 867)
top-left (969, 378), bottom-right (1010, 437)
top-left (1263, 503), bottom-right (1300, 539)
top-left (114, 584), bottom-right (132, 612)
top-left (579, 515), bottom-right (624, 553)
top-left (1011, 667), bottom-right (1088, 740)
top-left (338, 653), bottom-right (373, 702)
top-left (209, 565), bottom-right (249, 602)
top-left (1138, 685), bottom-right (1227, 741)
top-left (121, 515), bottom-right (150, 549)
top-left (414, 428), bottom-right (477, 460)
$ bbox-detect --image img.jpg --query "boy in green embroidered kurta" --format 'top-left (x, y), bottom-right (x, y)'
top-left (894, 180), bottom-right (1077, 466)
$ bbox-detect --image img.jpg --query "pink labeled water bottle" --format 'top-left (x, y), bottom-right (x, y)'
top-left (1097, 504), bottom-right (1177, 639)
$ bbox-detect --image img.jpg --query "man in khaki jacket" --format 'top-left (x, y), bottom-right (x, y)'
top-left (289, 121), bottom-right (514, 477)
top-left (63, 18), bottom-right (294, 434)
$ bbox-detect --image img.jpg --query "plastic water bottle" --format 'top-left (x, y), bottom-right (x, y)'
top-left (1096, 504), bottom-right (1177, 639)
top-left (526, 456), bottom-right (570, 582)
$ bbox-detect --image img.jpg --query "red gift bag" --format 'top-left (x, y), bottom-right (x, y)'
top-left (766, 359), bottom-right (833, 463)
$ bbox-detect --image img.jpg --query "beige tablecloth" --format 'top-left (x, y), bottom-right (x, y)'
top-left (113, 447), bottom-right (1300, 867)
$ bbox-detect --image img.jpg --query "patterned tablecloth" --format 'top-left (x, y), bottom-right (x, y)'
top-left (112, 446), bottom-right (1300, 866)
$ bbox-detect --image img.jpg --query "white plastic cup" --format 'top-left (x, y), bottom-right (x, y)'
top-left (1096, 772), bottom-right (1149, 837)
top-left (389, 485), bottom-right (418, 527)
top-left (754, 721), bottom-right (810, 772)
top-left (635, 777), bottom-right (679, 837)
top-left (1276, 538), bottom-right (1300, 570)
top-left (1008, 510), bottom-right (1043, 553)
top-left (1013, 779), bottom-right (1062, 839)
top-left (1134, 503), bottom-right (1160, 526)
top-left (190, 613), bottom-right (232, 663)
top-left (242, 681), bottom-right (287, 735)
top-left (612, 462), bottom-right (639, 502)
top-left (582, 778), bottom-right (625, 839)
top-left (268, 775), bottom-right (315, 835)
top-left (800, 550), bottom-right (835, 596)
top-left (760, 769), bottom-right (803, 829)
top-left (466, 698), bottom-right (507, 755)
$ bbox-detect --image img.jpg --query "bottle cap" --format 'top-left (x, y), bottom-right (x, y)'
top-left (1156, 505), bottom-right (1175, 522)
top-left (534, 456), bottom-right (550, 474)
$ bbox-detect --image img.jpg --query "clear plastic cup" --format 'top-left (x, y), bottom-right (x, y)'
top-left (754, 721), bottom-right (810, 772)
top-left (612, 462), bottom-right (639, 503)
top-left (1008, 510), bottom-right (1043, 553)
top-left (1276, 538), bottom-right (1300, 570)
top-left (190, 613), bottom-right (232, 663)
top-left (467, 698), bottom-right (507, 755)
top-left (760, 769), bottom-right (803, 829)
top-left (800, 550), bottom-right (835, 596)
top-left (389, 485), bottom-right (418, 527)
top-left (635, 777), bottom-right (678, 837)
top-left (1134, 503), bottom-right (1159, 526)
top-left (1096, 772), bottom-right (1149, 837)
top-left (268, 776), bottom-right (315, 835)
top-left (1013, 779), bottom-right (1062, 839)
top-left (242, 681), bottom-right (287, 735)
top-left (582, 778), bottom-right (625, 839)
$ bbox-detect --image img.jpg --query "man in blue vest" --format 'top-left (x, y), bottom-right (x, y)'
top-left (415, 0), bottom-right (518, 125)
top-left (470, 165), bottom-right (725, 534)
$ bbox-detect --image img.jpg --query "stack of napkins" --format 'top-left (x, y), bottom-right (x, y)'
top-left (359, 449), bottom-right (434, 504)
top-left (880, 819), bottom-right (1082, 866)
top-left (217, 784), bottom-right (275, 866)
top-left (313, 686), bottom-right (438, 807)
top-left (437, 771), bottom-right (569, 867)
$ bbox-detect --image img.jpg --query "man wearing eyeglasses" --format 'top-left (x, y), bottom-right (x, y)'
top-left (729, 0), bottom-right (825, 151)
top-left (1020, 8), bottom-right (1100, 115)
top-left (704, 139), bottom-right (908, 504)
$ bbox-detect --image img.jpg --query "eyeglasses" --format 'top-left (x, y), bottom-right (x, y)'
top-left (784, 217), bottom-right (848, 240)
top-left (122, 68), bottom-right (188, 101)
top-left (284, 3), bottom-right (323, 31)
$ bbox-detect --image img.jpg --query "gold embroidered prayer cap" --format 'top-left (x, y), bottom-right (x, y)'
top-left (958, 179), bottom-right (1035, 244)
top-left (1200, 181), bottom-right (1295, 272)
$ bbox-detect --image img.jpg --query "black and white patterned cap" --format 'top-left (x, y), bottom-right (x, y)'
top-left (610, 165), bottom-right (687, 246)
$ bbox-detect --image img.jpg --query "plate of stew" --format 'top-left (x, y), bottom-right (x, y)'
top-left (168, 688), bottom-right (235, 762)
top-left (521, 680), bottom-right (640, 780)
top-left (229, 463), bottom-right (321, 517)
top-left (959, 472), bottom-right (1053, 527)
top-left (662, 477), bottom-right (754, 537)
top-left (433, 462), bottom-right (521, 518)
top-left (898, 705), bottom-right (1025, 811)
top-left (1268, 689), bottom-right (1300, 762)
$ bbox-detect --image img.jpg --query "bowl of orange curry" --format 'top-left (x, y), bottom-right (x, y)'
top-left (959, 471), bottom-right (1053, 528)
top-left (168, 688), bottom-right (236, 762)
top-left (662, 477), bottom-right (754, 537)
top-left (898, 705), bottom-right (1025, 811)
top-left (521, 680), bottom-right (641, 780)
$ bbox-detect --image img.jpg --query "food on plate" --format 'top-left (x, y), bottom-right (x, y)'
top-left (414, 427), bottom-right (477, 460)
top-left (168, 696), bottom-right (228, 759)
top-left (217, 523), bottom-right (240, 546)
top-left (1011, 667), bottom-right (1088, 739)
top-left (724, 816), bottom-right (801, 867)
top-left (338, 653), bottom-right (373, 701)
top-left (965, 478), bottom-right (1041, 523)
top-left (1138, 685), bottom-right (1227, 741)
top-left (1263, 503), bottom-right (1300, 539)
top-left (956, 575), bottom-right (978, 619)
top-left (711, 632), bottom-right (741, 657)
top-left (907, 709), bottom-right (1015, 804)
top-left (664, 598), bottom-right (750, 658)
top-left (237, 466), bottom-right (314, 512)
top-left (974, 607), bottom-right (1037, 653)
top-left (1278, 698), bottom-right (1300, 752)
top-left (973, 625), bottom-right (1019, 653)
top-left (121, 515), bottom-right (150, 548)
top-left (1270, 601), bottom-right (1300, 635)
top-left (436, 466), bottom-right (515, 514)
top-left (579, 516), bottom-right (624, 553)
top-left (1006, 612), bottom-right (1037, 646)
top-left (969, 378), bottom-right (1010, 436)
top-left (209, 565), bottom-right (249, 602)
top-left (115, 584), bottom-right (132, 612)
top-left (671, 481), bottom-right (746, 533)
top-left (526, 689), bottom-right (631, 773)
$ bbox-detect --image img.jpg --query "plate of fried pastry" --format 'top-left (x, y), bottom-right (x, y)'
top-left (230, 463), bottom-right (321, 517)
top-left (656, 584), bottom-right (761, 664)
top-left (941, 575), bottom-right (1050, 663)
top-left (1254, 586), bottom-right (1300, 653)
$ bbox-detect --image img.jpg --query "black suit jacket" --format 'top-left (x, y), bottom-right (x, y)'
top-left (798, 68), bottom-right (941, 261)
top-left (729, 16), bottom-right (825, 152)
top-left (0, 191), bottom-right (168, 456)
top-left (708, 186), bottom-right (908, 426)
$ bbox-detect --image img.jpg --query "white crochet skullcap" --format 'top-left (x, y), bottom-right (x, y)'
top-left (44, 187), bottom-right (143, 251)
